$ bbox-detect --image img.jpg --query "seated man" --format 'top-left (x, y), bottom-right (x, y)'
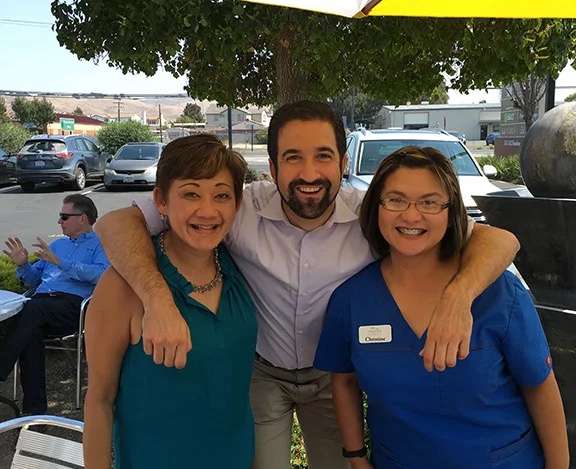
top-left (0, 194), bottom-right (109, 415)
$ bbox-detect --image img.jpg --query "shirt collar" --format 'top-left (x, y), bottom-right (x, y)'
top-left (68, 231), bottom-right (96, 242)
top-left (257, 190), bottom-right (358, 227)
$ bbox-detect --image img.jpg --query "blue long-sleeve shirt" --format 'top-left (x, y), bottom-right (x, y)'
top-left (16, 231), bottom-right (109, 299)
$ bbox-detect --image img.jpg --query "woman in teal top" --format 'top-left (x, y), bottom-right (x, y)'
top-left (83, 135), bottom-right (257, 469)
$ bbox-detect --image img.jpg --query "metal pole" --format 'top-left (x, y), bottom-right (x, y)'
top-left (158, 105), bottom-right (163, 143)
top-left (227, 106), bottom-right (233, 150)
top-left (251, 125), bottom-right (254, 151)
top-left (545, 75), bottom-right (556, 112)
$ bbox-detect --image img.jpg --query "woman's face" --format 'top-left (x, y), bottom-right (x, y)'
top-left (154, 168), bottom-right (239, 253)
top-left (378, 167), bottom-right (449, 259)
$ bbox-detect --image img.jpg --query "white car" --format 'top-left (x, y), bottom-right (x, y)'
top-left (343, 128), bottom-right (500, 222)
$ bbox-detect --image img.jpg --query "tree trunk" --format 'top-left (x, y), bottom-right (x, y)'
top-left (275, 32), bottom-right (309, 106)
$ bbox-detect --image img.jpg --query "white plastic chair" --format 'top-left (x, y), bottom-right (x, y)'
top-left (0, 415), bottom-right (84, 468)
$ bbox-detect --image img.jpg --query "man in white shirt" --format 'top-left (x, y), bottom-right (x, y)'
top-left (95, 101), bottom-right (519, 469)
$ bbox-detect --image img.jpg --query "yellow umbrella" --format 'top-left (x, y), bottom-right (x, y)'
top-left (243, 0), bottom-right (576, 18)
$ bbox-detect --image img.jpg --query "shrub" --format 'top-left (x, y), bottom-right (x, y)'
top-left (96, 121), bottom-right (158, 154)
top-left (245, 168), bottom-right (273, 184)
top-left (0, 122), bottom-right (31, 153)
top-left (476, 155), bottom-right (524, 185)
top-left (255, 128), bottom-right (268, 144)
top-left (0, 254), bottom-right (40, 293)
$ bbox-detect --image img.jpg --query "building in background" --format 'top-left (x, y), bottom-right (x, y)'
top-left (47, 114), bottom-right (104, 136)
top-left (377, 103), bottom-right (501, 141)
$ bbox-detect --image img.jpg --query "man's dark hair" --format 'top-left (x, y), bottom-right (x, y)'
top-left (267, 101), bottom-right (347, 171)
top-left (63, 194), bottom-right (98, 225)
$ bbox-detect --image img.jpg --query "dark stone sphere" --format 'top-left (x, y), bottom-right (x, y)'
top-left (520, 102), bottom-right (576, 198)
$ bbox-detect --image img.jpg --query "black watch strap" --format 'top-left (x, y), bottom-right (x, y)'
top-left (342, 445), bottom-right (368, 458)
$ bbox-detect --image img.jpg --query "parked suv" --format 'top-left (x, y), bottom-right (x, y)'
top-left (343, 128), bottom-right (500, 222)
top-left (16, 135), bottom-right (108, 192)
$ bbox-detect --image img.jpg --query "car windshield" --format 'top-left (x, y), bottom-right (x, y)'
top-left (114, 146), bottom-right (159, 161)
top-left (21, 140), bottom-right (67, 153)
top-left (357, 140), bottom-right (481, 176)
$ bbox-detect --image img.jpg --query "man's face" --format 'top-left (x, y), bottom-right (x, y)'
top-left (269, 120), bottom-right (346, 230)
top-left (58, 203), bottom-right (86, 238)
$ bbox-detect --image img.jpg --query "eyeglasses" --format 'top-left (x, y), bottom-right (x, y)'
top-left (59, 213), bottom-right (83, 221)
top-left (378, 197), bottom-right (450, 214)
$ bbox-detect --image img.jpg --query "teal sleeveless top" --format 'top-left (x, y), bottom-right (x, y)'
top-left (112, 239), bottom-right (257, 468)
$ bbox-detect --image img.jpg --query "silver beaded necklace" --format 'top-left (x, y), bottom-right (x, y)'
top-left (157, 230), bottom-right (223, 294)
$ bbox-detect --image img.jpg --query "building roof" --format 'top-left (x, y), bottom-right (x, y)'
top-left (383, 103), bottom-right (501, 112)
top-left (55, 113), bottom-right (104, 126)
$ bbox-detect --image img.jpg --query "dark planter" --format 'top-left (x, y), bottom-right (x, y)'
top-left (474, 193), bottom-right (576, 467)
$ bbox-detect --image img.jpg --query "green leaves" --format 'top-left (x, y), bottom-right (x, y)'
top-left (50, 0), bottom-right (576, 106)
top-left (96, 121), bottom-right (158, 154)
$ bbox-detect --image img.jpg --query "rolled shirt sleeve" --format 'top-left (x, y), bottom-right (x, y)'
top-left (132, 197), bottom-right (167, 236)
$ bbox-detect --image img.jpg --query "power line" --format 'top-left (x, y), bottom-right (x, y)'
top-left (0, 18), bottom-right (53, 28)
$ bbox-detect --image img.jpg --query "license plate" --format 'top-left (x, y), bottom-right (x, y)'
top-left (35, 161), bottom-right (45, 167)
top-left (123, 175), bottom-right (134, 183)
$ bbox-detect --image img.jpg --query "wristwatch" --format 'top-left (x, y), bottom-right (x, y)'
top-left (342, 445), bottom-right (368, 458)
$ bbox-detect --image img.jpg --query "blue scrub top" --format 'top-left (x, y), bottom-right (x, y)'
top-left (315, 261), bottom-right (551, 469)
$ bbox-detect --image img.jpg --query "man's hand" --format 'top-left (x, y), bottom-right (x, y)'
top-left (3, 237), bottom-right (29, 266)
top-left (420, 287), bottom-right (473, 372)
top-left (141, 300), bottom-right (192, 368)
top-left (32, 237), bottom-right (60, 265)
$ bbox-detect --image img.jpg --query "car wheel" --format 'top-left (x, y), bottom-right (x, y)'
top-left (20, 182), bottom-right (35, 193)
top-left (72, 167), bottom-right (86, 191)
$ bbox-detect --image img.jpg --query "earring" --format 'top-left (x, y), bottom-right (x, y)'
top-left (160, 213), bottom-right (165, 221)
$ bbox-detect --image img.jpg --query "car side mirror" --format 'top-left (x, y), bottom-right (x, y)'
top-left (106, 157), bottom-right (113, 163)
top-left (483, 164), bottom-right (498, 178)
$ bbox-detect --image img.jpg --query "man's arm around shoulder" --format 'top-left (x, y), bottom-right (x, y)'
top-left (423, 224), bottom-right (520, 372)
top-left (95, 206), bottom-right (191, 368)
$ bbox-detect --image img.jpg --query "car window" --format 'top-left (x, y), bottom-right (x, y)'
top-left (0, 148), bottom-right (7, 157)
top-left (357, 139), bottom-right (481, 176)
top-left (21, 140), bottom-right (66, 153)
top-left (83, 139), bottom-right (99, 152)
top-left (72, 139), bottom-right (88, 151)
top-left (115, 146), bottom-right (160, 161)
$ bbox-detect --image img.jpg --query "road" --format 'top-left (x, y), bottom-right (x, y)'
top-left (0, 148), bottom-right (271, 249)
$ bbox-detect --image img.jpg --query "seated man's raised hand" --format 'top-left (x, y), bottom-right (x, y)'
top-left (3, 237), bottom-right (29, 266)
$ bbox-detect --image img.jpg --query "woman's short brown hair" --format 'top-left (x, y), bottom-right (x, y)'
top-left (155, 134), bottom-right (247, 206)
top-left (359, 146), bottom-right (469, 260)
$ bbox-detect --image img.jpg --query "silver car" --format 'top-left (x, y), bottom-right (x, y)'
top-left (103, 142), bottom-right (166, 190)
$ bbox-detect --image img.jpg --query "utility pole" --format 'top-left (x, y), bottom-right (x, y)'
top-left (158, 104), bottom-right (163, 143)
top-left (116, 97), bottom-right (123, 122)
top-left (227, 106), bottom-right (233, 150)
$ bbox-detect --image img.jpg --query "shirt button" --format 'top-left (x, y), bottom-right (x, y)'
top-left (303, 262), bottom-right (309, 268)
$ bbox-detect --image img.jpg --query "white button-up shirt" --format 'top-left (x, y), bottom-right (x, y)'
top-left (137, 182), bottom-right (374, 369)
top-left (138, 182), bottom-right (473, 369)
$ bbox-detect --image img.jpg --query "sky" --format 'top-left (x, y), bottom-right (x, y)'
top-left (1, 0), bottom-right (575, 103)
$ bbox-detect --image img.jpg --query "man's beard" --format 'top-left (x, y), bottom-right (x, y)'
top-left (281, 178), bottom-right (336, 220)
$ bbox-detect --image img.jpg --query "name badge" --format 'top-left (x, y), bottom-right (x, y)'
top-left (358, 325), bottom-right (392, 344)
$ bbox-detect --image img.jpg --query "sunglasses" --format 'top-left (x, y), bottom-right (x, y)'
top-left (59, 213), bottom-right (83, 221)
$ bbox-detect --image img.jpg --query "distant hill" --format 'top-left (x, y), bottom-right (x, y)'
top-left (2, 96), bottom-right (213, 122)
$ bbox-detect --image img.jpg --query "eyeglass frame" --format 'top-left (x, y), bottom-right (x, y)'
top-left (378, 197), bottom-right (450, 214)
top-left (59, 213), bottom-right (84, 221)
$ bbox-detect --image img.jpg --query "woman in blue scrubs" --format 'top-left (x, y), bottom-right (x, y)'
top-left (314, 146), bottom-right (568, 469)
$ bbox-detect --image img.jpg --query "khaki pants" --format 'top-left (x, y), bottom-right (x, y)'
top-left (250, 358), bottom-right (350, 469)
